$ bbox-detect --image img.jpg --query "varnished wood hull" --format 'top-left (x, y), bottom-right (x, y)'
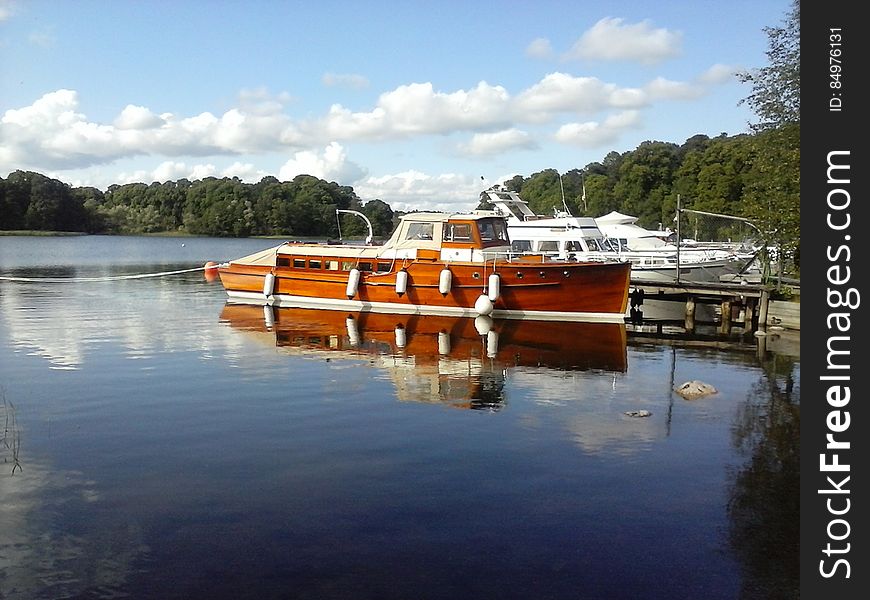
top-left (218, 258), bottom-right (631, 322)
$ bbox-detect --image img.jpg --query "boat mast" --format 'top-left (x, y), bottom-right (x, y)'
top-left (558, 172), bottom-right (570, 216)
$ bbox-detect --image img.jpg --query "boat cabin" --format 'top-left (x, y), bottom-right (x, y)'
top-left (248, 211), bottom-right (514, 276)
top-left (481, 188), bottom-right (616, 259)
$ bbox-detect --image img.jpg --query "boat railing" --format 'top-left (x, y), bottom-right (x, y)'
top-left (482, 250), bottom-right (625, 264)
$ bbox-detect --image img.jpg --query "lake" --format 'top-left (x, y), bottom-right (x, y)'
top-left (0, 235), bottom-right (799, 600)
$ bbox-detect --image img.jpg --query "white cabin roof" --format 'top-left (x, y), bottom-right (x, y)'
top-left (596, 211), bottom-right (638, 225)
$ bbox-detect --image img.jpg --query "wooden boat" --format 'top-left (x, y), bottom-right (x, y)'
top-left (217, 210), bottom-right (631, 322)
top-left (219, 305), bottom-right (628, 408)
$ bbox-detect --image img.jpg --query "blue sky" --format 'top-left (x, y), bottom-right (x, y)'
top-left (0, 0), bottom-right (790, 211)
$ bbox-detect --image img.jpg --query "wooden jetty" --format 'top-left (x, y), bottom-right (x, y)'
top-left (627, 278), bottom-right (796, 334)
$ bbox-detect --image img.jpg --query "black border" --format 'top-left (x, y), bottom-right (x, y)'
top-left (801, 0), bottom-right (866, 597)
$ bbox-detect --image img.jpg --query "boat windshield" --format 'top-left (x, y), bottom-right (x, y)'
top-left (587, 238), bottom-right (614, 252)
top-left (477, 219), bottom-right (509, 245)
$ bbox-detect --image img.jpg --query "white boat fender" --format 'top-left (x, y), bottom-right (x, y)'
top-left (395, 269), bottom-right (409, 296)
top-left (263, 272), bottom-right (276, 298)
top-left (346, 316), bottom-right (360, 346)
top-left (486, 330), bottom-right (499, 358)
top-left (395, 324), bottom-right (407, 348)
top-left (438, 268), bottom-right (452, 295)
top-left (438, 331), bottom-right (451, 355)
top-left (474, 315), bottom-right (493, 335)
top-left (346, 268), bottom-right (361, 299)
top-left (487, 273), bottom-right (501, 301)
top-left (474, 294), bottom-right (494, 316)
top-left (263, 304), bottom-right (275, 329)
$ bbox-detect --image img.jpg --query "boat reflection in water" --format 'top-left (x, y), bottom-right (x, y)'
top-left (219, 304), bottom-right (627, 410)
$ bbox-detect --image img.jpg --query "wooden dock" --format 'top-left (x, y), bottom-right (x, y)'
top-left (627, 278), bottom-right (789, 334)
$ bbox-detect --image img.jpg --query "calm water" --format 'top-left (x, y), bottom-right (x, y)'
top-left (0, 235), bottom-right (799, 600)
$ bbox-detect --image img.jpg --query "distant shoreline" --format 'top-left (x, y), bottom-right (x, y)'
top-left (0, 229), bottom-right (375, 242)
top-left (0, 230), bottom-right (89, 236)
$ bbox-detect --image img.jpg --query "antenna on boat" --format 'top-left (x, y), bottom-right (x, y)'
top-left (335, 209), bottom-right (374, 245)
top-left (558, 172), bottom-right (571, 216)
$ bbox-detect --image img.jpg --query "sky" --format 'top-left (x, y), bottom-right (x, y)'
top-left (0, 0), bottom-right (791, 212)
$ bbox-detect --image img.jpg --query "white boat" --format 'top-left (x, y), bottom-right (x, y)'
top-left (484, 187), bottom-right (753, 284)
top-left (595, 210), bottom-right (675, 250)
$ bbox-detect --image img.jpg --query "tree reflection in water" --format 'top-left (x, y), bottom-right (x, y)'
top-left (2, 393), bottom-right (22, 475)
top-left (727, 351), bottom-right (799, 599)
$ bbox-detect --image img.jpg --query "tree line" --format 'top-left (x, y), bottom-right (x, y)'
top-left (0, 173), bottom-right (395, 240)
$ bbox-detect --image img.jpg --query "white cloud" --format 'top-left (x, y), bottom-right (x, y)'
top-left (554, 111), bottom-right (642, 147)
top-left (525, 37), bottom-right (554, 59)
top-left (113, 160), bottom-right (268, 186)
top-left (318, 81), bottom-right (513, 140)
top-left (458, 129), bottom-right (537, 156)
top-left (1, 67), bottom-right (706, 188)
top-left (189, 163), bottom-right (218, 180)
top-left (151, 161), bottom-right (193, 182)
top-left (0, 89), bottom-right (309, 170)
top-left (278, 142), bottom-right (366, 184)
top-left (354, 170), bottom-right (483, 212)
top-left (514, 72), bottom-right (647, 119)
top-left (564, 17), bottom-right (682, 65)
top-left (699, 63), bottom-right (740, 85)
top-left (644, 77), bottom-right (704, 101)
top-left (222, 161), bottom-right (270, 181)
top-left (0, 0), bottom-right (17, 21)
top-left (322, 72), bottom-right (370, 89)
top-left (114, 105), bottom-right (165, 130)
top-left (237, 87), bottom-right (295, 114)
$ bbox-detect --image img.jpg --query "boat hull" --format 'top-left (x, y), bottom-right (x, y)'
top-left (218, 259), bottom-right (631, 323)
top-left (628, 258), bottom-right (742, 284)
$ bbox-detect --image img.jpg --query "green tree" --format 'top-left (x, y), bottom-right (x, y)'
top-left (0, 171), bottom-right (32, 230)
top-left (518, 169), bottom-right (565, 216)
top-left (611, 141), bottom-right (680, 228)
top-left (737, 0), bottom-right (800, 275)
top-left (361, 199), bottom-right (395, 238)
top-left (738, 0), bottom-right (800, 131)
top-left (741, 124), bottom-right (800, 272)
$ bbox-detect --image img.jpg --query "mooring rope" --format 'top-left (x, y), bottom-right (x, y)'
top-left (0, 263), bottom-right (225, 283)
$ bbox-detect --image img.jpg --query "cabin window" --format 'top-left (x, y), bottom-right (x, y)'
top-left (376, 262), bottom-right (391, 272)
top-left (292, 258), bottom-right (306, 268)
top-left (405, 222), bottom-right (434, 240)
top-left (277, 257), bottom-right (291, 267)
top-left (443, 223), bottom-right (472, 242)
top-left (566, 241), bottom-right (584, 252)
top-left (326, 260), bottom-right (339, 271)
top-left (341, 261), bottom-right (355, 271)
top-left (538, 241), bottom-right (559, 252)
top-left (511, 240), bottom-right (532, 252)
top-left (358, 261), bottom-right (373, 272)
top-left (477, 219), bottom-right (509, 243)
top-left (308, 259), bottom-right (322, 270)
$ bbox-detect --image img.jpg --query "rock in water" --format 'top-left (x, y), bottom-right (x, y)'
top-left (674, 380), bottom-right (718, 399)
top-left (624, 410), bottom-right (652, 418)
